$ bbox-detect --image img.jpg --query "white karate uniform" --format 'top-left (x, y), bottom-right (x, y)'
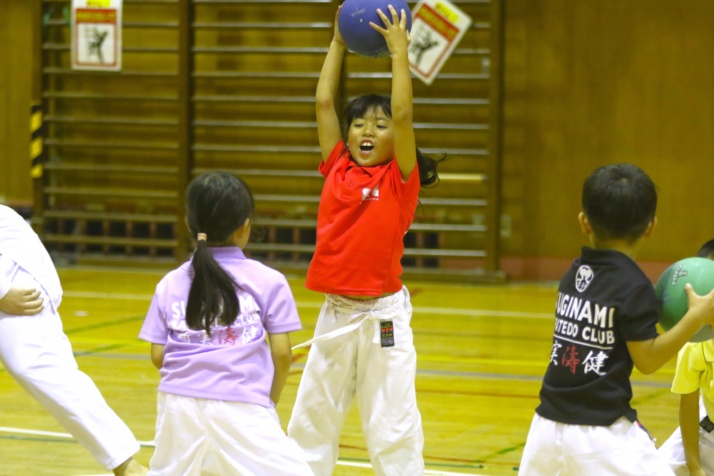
top-left (150, 392), bottom-right (313, 476)
top-left (659, 399), bottom-right (714, 475)
top-left (519, 414), bottom-right (675, 476)
top-left (0, 205), bottom-right (139, 470)
top-left (288, 287), bottom-right (424, 476)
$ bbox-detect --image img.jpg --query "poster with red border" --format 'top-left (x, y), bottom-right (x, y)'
top-left (408, 0), bottom-right (472, 85)
top-left (71, 0), bottom-right (122, 71)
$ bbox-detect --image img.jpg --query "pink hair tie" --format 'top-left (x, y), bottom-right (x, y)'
top-left (197, 233), bottom-right (207, 242)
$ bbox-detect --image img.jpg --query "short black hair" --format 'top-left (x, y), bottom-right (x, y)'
top-left (582, 163), bottom-right (657, 242)
top-left (342, 94), bottom-right (441, 187)
top-left (697, 239), bottom-right (714, 259)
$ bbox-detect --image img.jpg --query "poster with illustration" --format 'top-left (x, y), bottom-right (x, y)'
top-left (71, 0), bottom-right (122, 71)
top-left (408, 0), bottom-right (472, 85)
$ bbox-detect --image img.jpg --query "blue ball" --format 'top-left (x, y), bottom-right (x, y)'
top-left (338, 0), bottom-right (412, 58)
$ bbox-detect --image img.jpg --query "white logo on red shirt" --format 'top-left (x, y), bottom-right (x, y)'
top-left (361, 185), bottom-right (380, 202)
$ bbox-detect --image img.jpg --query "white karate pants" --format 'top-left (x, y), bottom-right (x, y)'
top-left (519, 414), bottom-right (675, 475)
top-left (149, 392), bottom-right (313, 475)
top-left (287, 287), bottom-right (424, 476)
top-left (658, 400), bottom-right (714, 475)
top-left (0, 261), bottom-right (139, 470)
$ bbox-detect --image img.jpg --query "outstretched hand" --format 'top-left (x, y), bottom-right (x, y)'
top-left (685, 283), bottom-right (714, 327)
top-left (369, 4), bottom-right (411, 55)
top-left (0, 286), bottom-right (44, 316)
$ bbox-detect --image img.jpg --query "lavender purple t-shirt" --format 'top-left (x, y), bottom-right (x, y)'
top-left (139, 247), bottom-right (301, 408)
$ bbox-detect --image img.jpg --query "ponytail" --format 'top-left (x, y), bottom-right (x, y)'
top-left (417, 148), bottom-right (445, 187)
top-left (185, 239), bottom-right (240, 335)
top-left (184, 172), bottom-right (253, 333)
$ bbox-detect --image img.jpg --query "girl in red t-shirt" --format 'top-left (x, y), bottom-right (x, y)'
top-left (287, 5), bottom-right (440, 476)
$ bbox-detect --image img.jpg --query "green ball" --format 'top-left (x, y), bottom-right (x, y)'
top-left (655, 257), bottom-right (714, 342)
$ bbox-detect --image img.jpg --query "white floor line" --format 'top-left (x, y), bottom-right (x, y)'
top-left (0, 426), bottom-right (486, 475)
top-left (0, 426), bottom-right (156, 447)
top-left (63, 290), bottom-right (552, 320)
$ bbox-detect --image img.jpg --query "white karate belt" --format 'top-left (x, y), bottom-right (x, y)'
top-left (292, 299), bottom-right (403, 350)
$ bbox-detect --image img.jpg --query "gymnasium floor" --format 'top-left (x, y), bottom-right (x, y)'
top-left (0, 266), bottom-right (681, 475)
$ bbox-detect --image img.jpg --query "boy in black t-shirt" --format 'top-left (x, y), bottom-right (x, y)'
top-left (518, 164), bottom-right (714, 476)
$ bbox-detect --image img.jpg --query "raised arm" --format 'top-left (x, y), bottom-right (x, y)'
top-left (371, 5), bottom-right (416, 180)
top-left (316, 7), bottom-right (346, 161)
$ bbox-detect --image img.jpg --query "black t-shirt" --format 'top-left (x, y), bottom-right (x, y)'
top-left (536, 247), bottom-right (660, 426)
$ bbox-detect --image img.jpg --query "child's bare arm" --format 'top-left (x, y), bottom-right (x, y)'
top-left (268, 332), bottom-right (292, 405)
top-left (627, 285), bottom-right (714, 374)
top-left (150, 343), bottom-right (165, 369)
top-left (680, 390), bottom-right (705, 475)
top-left (316, 7), bottom-right (346, 161)
top-left (371, 5), bottom-right (417, 180)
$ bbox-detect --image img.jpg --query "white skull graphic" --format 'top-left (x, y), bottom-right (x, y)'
top-left (575, 265), bottom-right (594, 292)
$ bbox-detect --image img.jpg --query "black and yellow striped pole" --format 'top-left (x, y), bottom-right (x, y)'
top-left (30, 103), bottom-right (45, 178)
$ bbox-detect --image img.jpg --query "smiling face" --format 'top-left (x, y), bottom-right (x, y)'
top-left (346, 106), bottom-right (395, 167)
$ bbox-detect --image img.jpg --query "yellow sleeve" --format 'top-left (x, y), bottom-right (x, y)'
top-left (671, 342), bottom-right (706, 395)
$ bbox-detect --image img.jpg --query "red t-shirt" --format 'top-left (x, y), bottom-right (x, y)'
top-left (305, 141), bottom-right (420, 296)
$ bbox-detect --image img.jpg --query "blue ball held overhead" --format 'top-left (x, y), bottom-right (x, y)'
top-left (338, 0), bottom-right (413, 58)
top-left (655, 257), bottom-right (714, 342)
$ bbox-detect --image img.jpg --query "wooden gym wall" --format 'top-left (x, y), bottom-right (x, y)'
top-left (501, 0), bottom-right (714, 279)
top-left (20, 0), bottom-right (503, 280)
top-left (2, 0), bottom-right (713, 280)
top-left (0, 1), bottom-right (34, 206)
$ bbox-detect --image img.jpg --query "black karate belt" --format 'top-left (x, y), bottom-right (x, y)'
top-left (701, 415), bottom-right (714, 433)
